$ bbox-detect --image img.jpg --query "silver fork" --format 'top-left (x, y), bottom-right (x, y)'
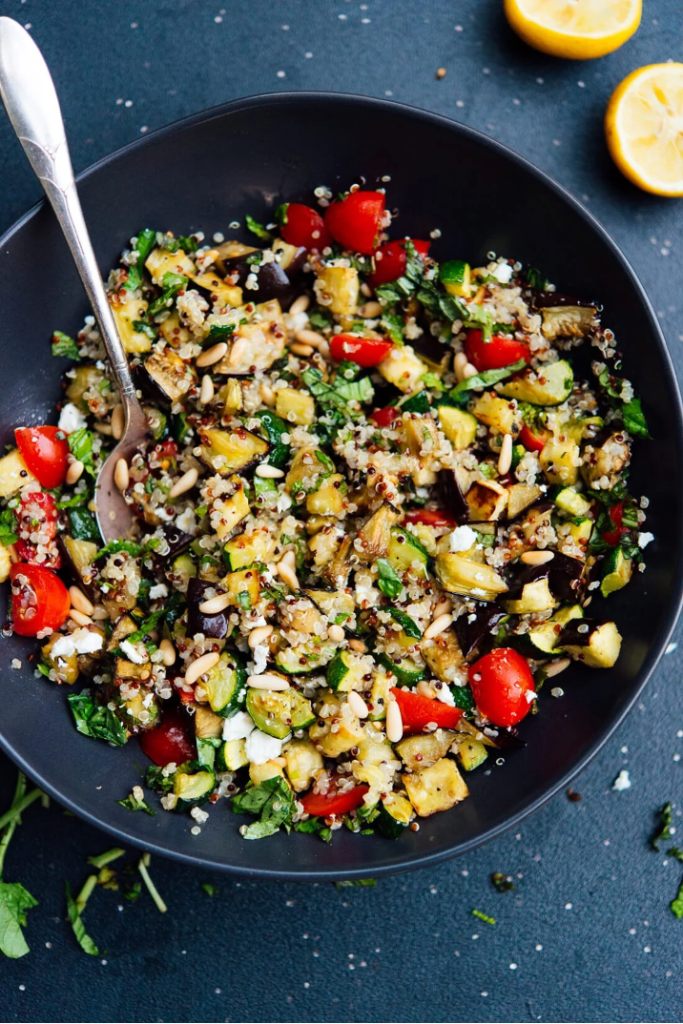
top-left (0, 17), bottom-right (148, 543)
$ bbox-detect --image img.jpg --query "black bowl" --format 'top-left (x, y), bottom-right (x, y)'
top-left (1, 93), bottom-right (681, 880)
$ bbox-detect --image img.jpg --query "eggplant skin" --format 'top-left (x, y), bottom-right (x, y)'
top-left (438, 469), bottom-right (470, 523)
top-left (454, 606), bottom-right (505, 659)
top-left (505, 552), bottom-right (584, 603)
top-left (151, 524), bottom-right (194, 566)
top-left (186, 577), bottom-right (229, 640)
top-left (222, 255), bottom-right (295, 309)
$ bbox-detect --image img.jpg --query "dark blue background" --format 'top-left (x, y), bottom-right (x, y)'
top-left (1, 2), bottom-right (683, 1022)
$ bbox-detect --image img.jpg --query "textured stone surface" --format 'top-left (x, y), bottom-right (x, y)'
top-left (1, 2), bottom-right (683, 1021)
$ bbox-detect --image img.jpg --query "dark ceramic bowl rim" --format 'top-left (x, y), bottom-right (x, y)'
top-left (1, 91), bottom-right (682, 880)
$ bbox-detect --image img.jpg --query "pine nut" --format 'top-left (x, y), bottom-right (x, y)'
top-left (114, 457), bottom-right (129, 492)
top-left (185, 651), bottom-right (220, 685)
top-left (255, 464), bottom-right (285, 479)
top-left (65, 460), bottom-right (84, 485)
top-left (546, 657), bottom-right (571, 678)
top-left (199, 375), bottom-right (214, 405)
top-left (281, 549), bottom-right (296, 566)
top-left (198, 592), bottom-right (231, 614)
top-left (347, 691), bottom-right (369, 719)
top-left (433, 597), bottom-right (452, 619)
top-left (259, 383), bottom-right (276, 406)
top-left (386, 699), bottom-right (403, 743)
top-left (327, 624), bottom-right (345, 642)
top-left (91, 605), bottom-right (108, 621)
top-left (454, 352), bottom-right (468, 382)
top-left (228, 338), bottom-right (247, 366)
top-left (111, 404), bottom-right (125, 440)
top-left (247, 672), bottom-right (289, 690)
top-left (417, 681), bottom-right (437, 699)
top-left (360, 282), bottom-right (372, 298)
top-left (196, 342), bottom-right (228, 367)
top-left (290, 342), bottom-right (314, 357)
top-left (159, 638), bottom-right (177, 666)
top-left (348, 638), bottom-right (367, 654)
top-left (498, 433), bottom-right (513, 476)
top-left (8, 544), bottom-right (19, 564)
top-left (462, 362), bottom-right (479, 380)
top-left (289, 294), bottom-right (310, 316)
top-left (249, 624), bottom-right (274, 649)
top-left (69, 586), bottom-right (94, 616)
top-left (295, 329), bottom-right (326, 349)
top-left (521, 550), bottom-right (554, 566)
top-left (357, 301), bottom-right (383, 318)
top-left (168, 467), bottom-right (199, 499)
top-left (95, 422), bottom-right (113, 436)
top-left (424, 613), bottom-right (453, 640)
top-left (69, 609), bottom-right (93, 627)
top-left (276, 557), bottom-right (300, 590)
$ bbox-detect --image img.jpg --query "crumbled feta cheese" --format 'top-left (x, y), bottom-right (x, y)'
top-left (493, 262), bottom-right (513, 284)
top-left (449, 525), bottom-right (478, 552)
top-left (11, 658), bottom-right (21, 670)
top-left (50, 635), bottom-right (76, 658)
top-left (524, 689), bottom-right (537, 703)
top-left (222, 711), bottom-right (256, 741)
top-left (149, 583), bottom-right (168, 600)
top-left (638, 532), bottom-right (654, 549)
top-left (73, 630), bottom-right (103, 655)
top-left (276, 492), bottom-right (292, 513)
top-left (120, 640), bottom-right (146, 664)
top-left (251, 643), bottom-right (269, 675)
top-left (245, 728), bottom-right (285, 765)
top-left (58, 402), bottom-right (87, 433)
top-left (435, 685), bottom-right (455, 706)
top-left (175, 507), bottom-right (197, 534)
top-left (612, 769), bottom-right (631, 791)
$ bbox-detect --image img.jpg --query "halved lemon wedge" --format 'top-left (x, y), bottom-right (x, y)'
top-left (606, 64), bottom-right (683, 196)
top-left (504, 0), bottom-right (641, 60)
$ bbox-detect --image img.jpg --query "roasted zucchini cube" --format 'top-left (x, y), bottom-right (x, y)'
top-left (199, 427), bottom-right (269, 476)
top-left (435, 553), bottom-right (508, 601)
top-left (402, 757), bottom-right (469, 816)
top-left (315, 266), bottom-right (359, 316)
top-left (465, 479), bottom-right (508, 522)
top-left (275, 388), bottom-right (315, 426)
top-left (471, 392), bottom-right (520, 436)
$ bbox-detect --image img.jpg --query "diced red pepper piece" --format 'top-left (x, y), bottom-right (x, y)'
top-left (301, 783), bottom-right (369, 818)
top-left (390, 687), bottom-right (463, 734)
top-left (330, 334), bottom-right (393, 368)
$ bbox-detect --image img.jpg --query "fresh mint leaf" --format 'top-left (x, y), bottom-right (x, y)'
top-left (387, 607), bottom-right (421, 639)
top-left (52, 331), bottom-right (80, 361)
top-left (67, 692), bottom-right (127, 747)
top-left (245, 214), bottom-right (272, 242)
top-left (0, 883), bottom-right (38, 959)
top-left (375, 558), bottom-right (402, 600)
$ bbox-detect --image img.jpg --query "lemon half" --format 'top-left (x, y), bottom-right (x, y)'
top-left (504, 0), bottom-right (641, 61)
top-left (606, 63), bottom-right (683, 196)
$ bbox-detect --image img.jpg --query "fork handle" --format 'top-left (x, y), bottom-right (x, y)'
top-left (0, 18), bottom-right (144, 415)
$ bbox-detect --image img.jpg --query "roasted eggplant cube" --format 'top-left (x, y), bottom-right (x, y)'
top-left (560, 619), bottom-right (622, 669)
top-left (186, 577), bottom-right (230, 639)
top-left (137, 349), bottom-right (197, 406)
top-left (199, 427), bottom-right (269, 476)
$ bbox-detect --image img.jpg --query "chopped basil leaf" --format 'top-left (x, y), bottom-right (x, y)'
top-left (201, 882), bottom-right (219, 897)
top-left (0, 509), bottom-right (18, 547)
top-left (651, 801), bottom-right (673, 851)
top-left (52, 331), bottom-right (80, 361)
top-left (117, 791), bottom-right (156, 816)
top-left (67, 692), bottom-right (127, 747)
top-left (0, 882), bottom-right (38, 959)
top-left (245, 214), bottom-right (272, 242)
top-left (236, 590), bottom-right (252, 611)
top-left (622, 397), bottom-right (650, 439)
top-left (375, 558), bottom-right (403, 600)
top-left (135, 228), bottom-right (157, 266)
top-left (67, 428), bottom-right (96, 476)
top-left (387, 607), bottom-right (421, 639)
top-left (450, 359), bottom-right (527, 397)
top-left (68, 508), bottom-right (100, 542)
top-left (471, 909), bottom-right (496, 925)
top-left (96, 539), bottom-right (142, 560)
top-left (232, 777), bottom-right (295, 839)
top-left (334, 878), bottom-right (377, 888)
top-left (64, 881), bottom-right (98, 956)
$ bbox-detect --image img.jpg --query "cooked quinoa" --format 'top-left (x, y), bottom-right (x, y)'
top-left (0, 188), bottom-right (651, 841)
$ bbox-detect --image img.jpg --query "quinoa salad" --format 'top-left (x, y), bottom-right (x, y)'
top-left (0, 185), bottom-right (652, 842)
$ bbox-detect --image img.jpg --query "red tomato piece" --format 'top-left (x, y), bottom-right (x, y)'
top-left (403, 509), bottom-right (458, 530)
top-left (370, 406), bottom-right (401, 427)
top-left (10, 563), bottom-right (70, 637)
top-left (15, 492), bottom-right (60, 568)
top-left (368, 239), bottom-right (431, 287)
top-left (468, 648), bottom-right (535, 728)
top-left (464, 329), bottom-right (532, 372)
top-left (139, 709), bottom-right (197, 766)
top-left (390, 687), bottom-right (463, 734)
top-left (324, 191), bottom-right (385, 255)
top-left (519, 423), bottom-right (548, 453)
top-left (602, 503), bottom-right (627, 546)
top-left (329, 334), bottom-right (393, 368)
top-left (301, 783), bottom-right (369, 818)
top-left (15, 426), bottom-right (69, 490)
top-left (280, 203), bottom-right (332, 250)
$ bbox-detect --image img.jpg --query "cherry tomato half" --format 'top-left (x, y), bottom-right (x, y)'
top-left (15, 426), bottom-right (69, 490)
top-left (390, 687), bottom-right (463, 734)
top-left (329, 334), bottom-right (393, 368)
top-left (468, 648), bottom-right (535, 728)
top-left (519, 423), bottom-right (548, 453)
top-left (324, 191), bottom-right (385, 255)
top-left (301, 783), bottom-right (369, 818)
top-left (139, 709), bottom-right (197, 766)
top-left (10, 563), bottom-right (70, 637)
top-left (15, 492), bottom-right (60, 568)
top-left (404, 509), bottom-right (458, 530)
top-left (464, 329), bottom-right (532, 373)
top-left (370, 406), bottom-right (401, 428)
top-left (368, 239), bottom-right (431, 288)
top-left (280, 203), bottom-right (332, 250)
